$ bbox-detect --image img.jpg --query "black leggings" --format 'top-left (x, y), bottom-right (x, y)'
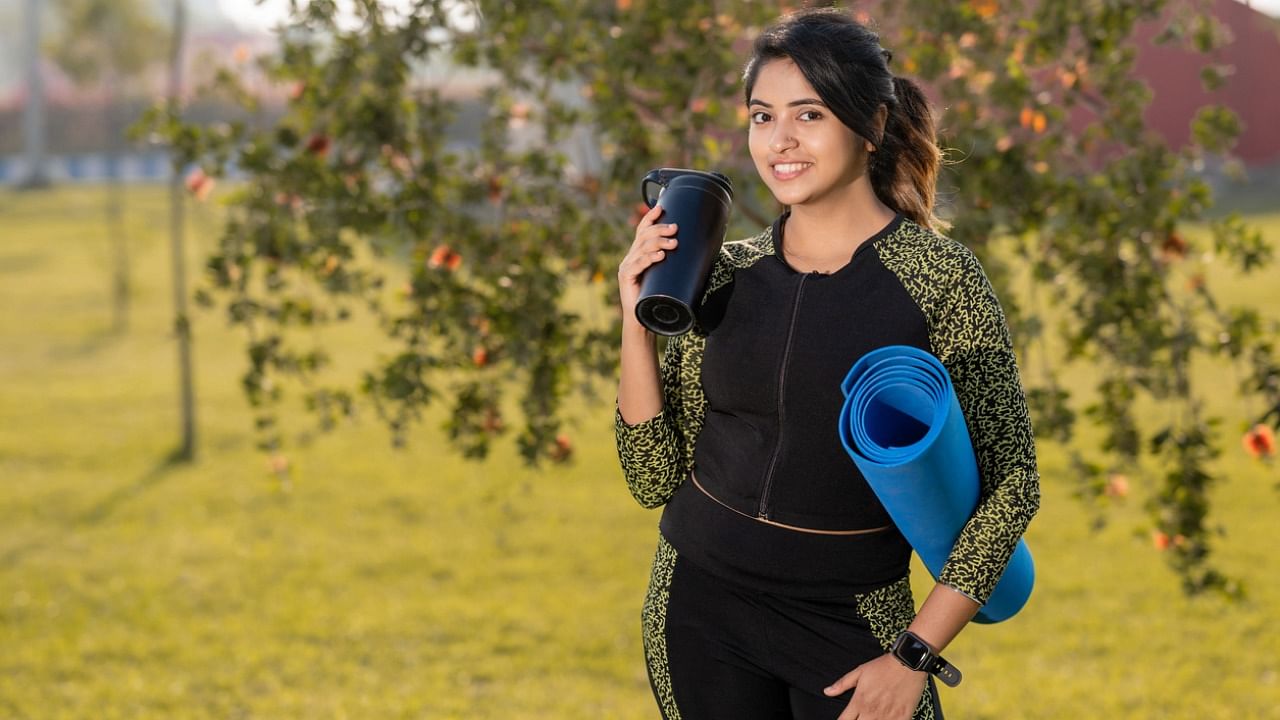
top-left (642, 536), bottom-right (942, 720)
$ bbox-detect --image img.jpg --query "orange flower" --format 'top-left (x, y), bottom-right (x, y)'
top-left (508, 102), bottom-right (532, 129)
top-left (1160, 232), bottom-right (1187, 261)
top-left (1104, 473), bottom-right (1129, 499)
top-left (550, 434), bottom-right (573, 462)
top-left (1243, 424), bottom-right (1276, 459)
top-left (268, 453), bottom-right (290, 475)
top-left (1153, 531), bottom-right (1171, 551)
top-left (305, 133), bottom-right (331, 157)
top-left (185, 168), bottom-right (215, 201)
top-left (274, 192), bottom-right (304, 214)
top-left (428, 245), bottom-right (462, 271)
top-left (970, 0), bottom-right (998, 20)
top-left (1019, 107), bottom-right (1034, 129)
top-left (1032, 111), bottom-right (1047, 134)
top-left (472, 347), bottom-right (489, 367)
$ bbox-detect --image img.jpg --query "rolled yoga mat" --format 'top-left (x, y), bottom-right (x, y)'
top-left (837, 345), bottom-right (1034, 624)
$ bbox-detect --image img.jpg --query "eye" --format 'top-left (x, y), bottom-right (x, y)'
top-left (798, 109), bottom-right (824, 121)
top-left (749, 110), bottom-right (771, 124)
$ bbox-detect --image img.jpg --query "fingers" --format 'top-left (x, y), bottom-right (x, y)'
top-left (637, 202), bottom-right (665, 229)
top-left (825, 666), bottom-right (861, 697)
top-left (619, 221), bottom-right (679, 279)
top-left (618, 207), bottom-right (679, 313)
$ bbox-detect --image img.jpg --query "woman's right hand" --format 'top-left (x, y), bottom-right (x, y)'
top-left (618, 204), bottom-right (679, 326)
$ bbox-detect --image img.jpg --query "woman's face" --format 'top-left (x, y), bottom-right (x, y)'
top-left (747, 58), bottom-right (874, 209)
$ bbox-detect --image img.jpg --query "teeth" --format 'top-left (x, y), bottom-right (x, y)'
top-left (774, 162), bottom-right (811, 174)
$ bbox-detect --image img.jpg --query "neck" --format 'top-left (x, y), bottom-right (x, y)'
top-left (783, 181), bottom-right (898, 260)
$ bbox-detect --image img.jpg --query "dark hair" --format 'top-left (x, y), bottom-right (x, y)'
top-left (743, 8), bottom-right (946, 231)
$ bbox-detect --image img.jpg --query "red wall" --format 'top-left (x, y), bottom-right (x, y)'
top-left (1133, 0), bottom-right (1280, 165)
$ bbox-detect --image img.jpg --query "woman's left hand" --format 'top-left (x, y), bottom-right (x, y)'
top-left (824, 653), bottom-right (927, 720)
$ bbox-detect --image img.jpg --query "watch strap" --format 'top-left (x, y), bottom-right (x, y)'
top-left (926, 655), bottom-right (963, 687)
top-left (892, 631), bottom-right (963, 688)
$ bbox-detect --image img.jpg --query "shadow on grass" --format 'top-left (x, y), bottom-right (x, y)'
top-left (77, 447), bottom-right (192, 526)
top-left (43, 325), bottom-right (126, 362)
top-left (0, 447), bottom-right (193, 567)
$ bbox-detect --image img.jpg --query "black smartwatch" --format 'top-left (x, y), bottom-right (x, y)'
top-left (890, 631), bottom-right (962, 687)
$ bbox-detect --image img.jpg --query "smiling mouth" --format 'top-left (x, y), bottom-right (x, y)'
top-left (772, 162), bottom-right (813, 180)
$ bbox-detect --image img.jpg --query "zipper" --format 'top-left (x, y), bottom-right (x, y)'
top-left (757, 271), bottom-right (816, 519)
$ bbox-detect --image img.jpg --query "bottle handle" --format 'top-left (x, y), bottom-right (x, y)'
top-left (640, 168), bottom-right (733, 209)
top-left (640, 168), bottom-right (667, 209)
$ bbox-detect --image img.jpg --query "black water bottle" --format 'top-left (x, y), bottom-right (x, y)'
top-left (635, 168), bottom-right (734, 336)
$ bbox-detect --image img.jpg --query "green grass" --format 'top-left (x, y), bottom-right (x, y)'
top-left (1, 186), bottom-right (1278, 718)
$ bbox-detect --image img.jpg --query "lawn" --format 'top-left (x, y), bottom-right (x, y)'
top-left (1, 186), bottom-right (1277, 718)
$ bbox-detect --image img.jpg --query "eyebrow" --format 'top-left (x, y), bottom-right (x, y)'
top-left (747, 98), bottom-right (828, 108)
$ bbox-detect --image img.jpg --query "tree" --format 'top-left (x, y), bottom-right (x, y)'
top-left (19, 0), bottom-right (51, 189)
top-left (48, 0), bottom-right (170, 333)
top-left (142, 0), bottom-right (1277, 595)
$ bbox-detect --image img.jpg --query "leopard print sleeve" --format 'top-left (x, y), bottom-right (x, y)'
top-left (932, 242), bottom-right (1041, 603)
top-left (614, 332), bottom-right (693, 509)
top-left (878, 223), bottom-right (1041, 604)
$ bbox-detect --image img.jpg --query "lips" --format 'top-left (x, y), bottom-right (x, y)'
top-left (771, 161), bottom-right (813, 180)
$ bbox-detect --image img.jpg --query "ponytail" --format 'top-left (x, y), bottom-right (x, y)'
top-left (870, 76), bottom-right (947, 232)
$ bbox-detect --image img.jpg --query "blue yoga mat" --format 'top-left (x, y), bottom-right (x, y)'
top-left (837, 345), bottom-right (1034, 624)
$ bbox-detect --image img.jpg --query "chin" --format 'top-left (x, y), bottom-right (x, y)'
top-left (768, 187), bottom-right (813, 207)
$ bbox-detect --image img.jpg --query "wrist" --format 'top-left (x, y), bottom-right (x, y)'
top-left (891, 630), bottom-right (963, 688)
top-left (622, 314), bottom-right (655, 340)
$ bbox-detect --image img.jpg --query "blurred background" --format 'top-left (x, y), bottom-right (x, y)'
top-left (1, 1), bottom-right (1279, 718)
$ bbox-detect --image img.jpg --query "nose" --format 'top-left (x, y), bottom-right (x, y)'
top-left (769, 120), bottom-right (797, 153)
top-left (769, 131), bottom-right (797, 153)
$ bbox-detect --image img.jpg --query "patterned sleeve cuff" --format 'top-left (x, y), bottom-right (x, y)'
top-left (614, 403), bottom-right (685, 508)
top-left (936, 466), bottom-right (1041, 604)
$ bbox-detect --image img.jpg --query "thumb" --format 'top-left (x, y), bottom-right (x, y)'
top-left (824, 667), bottom-right (862, 696)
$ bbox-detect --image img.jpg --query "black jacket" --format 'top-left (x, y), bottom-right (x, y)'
top-left (616, 213), bottom-right (1040, 599)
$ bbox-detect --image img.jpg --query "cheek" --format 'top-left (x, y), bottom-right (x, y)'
top-left (748, 132), bottom-right (772, 169)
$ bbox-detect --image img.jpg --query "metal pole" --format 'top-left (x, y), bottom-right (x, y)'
top-left (20, 0), bottom-right (49, 188)
top-left (168, 0), bottom-right (196, 459)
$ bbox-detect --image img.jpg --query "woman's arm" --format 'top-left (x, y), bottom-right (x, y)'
top-left (825, 585), bottom-right (978, 720)
top-left (618, 318), bottom-right (662, 424)
top-left (614, 205), bottom-right (691, 508)
top-left (932, 246), bottom-right (1041, 605)
top-left (826, 236), bottom-right (1041, 720)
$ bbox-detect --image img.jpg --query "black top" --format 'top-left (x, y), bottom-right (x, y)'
top-left (616, 212), bottom-right (1041, 600)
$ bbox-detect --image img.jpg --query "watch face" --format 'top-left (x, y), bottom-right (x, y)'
top-left (895, 635), bottom-right (931, 669)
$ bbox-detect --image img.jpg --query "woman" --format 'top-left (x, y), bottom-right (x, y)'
top-left (615, 9), bottom-right (1039, 720)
